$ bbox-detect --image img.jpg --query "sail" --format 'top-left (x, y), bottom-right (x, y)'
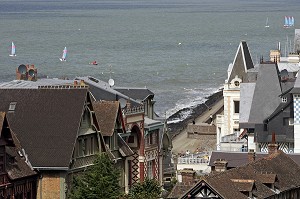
top-left (291, 16), bottom-right (295, 26)
top-left (284, 16), bottom-right (289, 27)
top-left (9, 42), bottom-right (16, 56)
top-left (61, 47), bottom-right (67, 61)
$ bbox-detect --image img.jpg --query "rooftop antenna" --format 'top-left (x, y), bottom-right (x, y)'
top-left (108, 64), bottom-right (115, 87)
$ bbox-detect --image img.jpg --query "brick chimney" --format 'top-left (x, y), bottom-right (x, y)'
top-left (214, 159), bottom-right (228, 172)
top-left (179, 168), bottom-right (196, 185)
top-left (268, 132), bottom-right (278, 155)
top-left (248, 149), bottom-right (255, 162)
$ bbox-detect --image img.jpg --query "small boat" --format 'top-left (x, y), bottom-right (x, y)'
top-left (9, 42), bottom-right (16, 57)
top-left (60, 47), bottom-right (67, 61)
top-left (265, 17), bottom-right (269, 28)
top-left (89, 60), bottom-right (98, 65)
top-left (284, 16), bottom-right (294, 28)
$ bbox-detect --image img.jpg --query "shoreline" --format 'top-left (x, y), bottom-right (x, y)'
top-left (167, 89), bottom-right (223, 138)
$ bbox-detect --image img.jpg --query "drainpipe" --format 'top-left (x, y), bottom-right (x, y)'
top-left (39, 174), bottom-right (43, 199)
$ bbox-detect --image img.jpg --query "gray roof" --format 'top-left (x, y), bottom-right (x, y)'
top-left (239, 83), bottom-right (256, 126)
top-left (291, 74), bottom-right (300, 93)
top-left (76, 76), bottom-right (142, 107)
top-left (243, 63), bottom-right (282, 128)
top-left (0, 88), bottom-right (88, 168)
top-left (228, 41), bottom-right (254, 83)
top-left (115, 87), bottom-right (154, 102)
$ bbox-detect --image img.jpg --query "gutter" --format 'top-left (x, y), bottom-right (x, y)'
top-left (34, 167), bottom-right (69, 171)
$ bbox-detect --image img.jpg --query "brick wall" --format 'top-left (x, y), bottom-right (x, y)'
top-left (37, 171), bottom-right (65, 199)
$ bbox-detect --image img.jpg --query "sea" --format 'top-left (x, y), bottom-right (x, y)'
top-left (0, 0), bottom-right (300, 121)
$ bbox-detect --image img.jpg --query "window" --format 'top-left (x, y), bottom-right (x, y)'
top-left (8, 102), bottom-right (17, 112)
top-left (282, 97), bottom-right (287, 103)
top-left (90, 137), bottom-right (94, 154)
top-left (283, 118), bottom-right (289, 126)
top-left (147, 160), bottom-right (153, 179)
top-left (234, 81), bottom-right (240, 87)
top-left (128, 136), bottom-right (134, 143)
top-left (289, 118), bottom-right (294, 125)
top-left (234, 101), bottom-right (240, 113)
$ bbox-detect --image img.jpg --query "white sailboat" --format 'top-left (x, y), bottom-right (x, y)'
top-left (265, 17), bottom-right (269, 28)
top-left (60, 47), bottom-right (67, 61)
top-left (9, 42), bottom-right (16, 57)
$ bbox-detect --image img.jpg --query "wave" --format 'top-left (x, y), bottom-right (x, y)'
top-left (166, 85), bottom-right (222, 123)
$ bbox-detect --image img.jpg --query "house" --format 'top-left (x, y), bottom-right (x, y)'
top-left (92, 100), bottom-right (134, 192)
top-left (216, 41), bottom-right (254, 152)
top-left (177, 143), bottom-right (300, 199)
top-left (76, 76), bottom-right (170, 185)
top-left (0, 86), bottom-right (108, 199)
top-left (0, 112), bottom-right (38, 199)
top-left (217, 40), bottom-right (299, 153)
top-left (239, 62), bottom-right (296, 153)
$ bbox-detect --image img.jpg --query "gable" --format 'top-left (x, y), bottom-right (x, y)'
top-left (228, 41), bottom-right (254, 83)
top-left (0, 88), bottom-right (88, 168)
top-left (93, 101), bottom-right (123, 136)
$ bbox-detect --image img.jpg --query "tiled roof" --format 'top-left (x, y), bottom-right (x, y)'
top-left (167, 183), bottom-right (195, 199)
top-left (209, 151), bottom-right (268, 168)
top-left (182, 151), bottom-right (299, 199)
top-left (0, 88), bottom-right (88, 168)
top-left (93, 101), bottom-right (120, 137)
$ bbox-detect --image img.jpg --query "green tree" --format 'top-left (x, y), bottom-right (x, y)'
top-left (128, 178), bottom-right (162, 199)
top-left (68, 153), bottom-right (121, 199)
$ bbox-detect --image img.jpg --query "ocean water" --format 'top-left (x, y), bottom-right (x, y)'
top-left (0, 0), bottom-right (300, 119)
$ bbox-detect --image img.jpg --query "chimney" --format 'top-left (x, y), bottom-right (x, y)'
top-left (126, 100), bottom-right (131, 109)
top-left (179, 168), bottom-right (196, 185)
top-left (268, 132), bottom-right (278, 155)
top-left (80, 80), bottom-right (85, 86)
top-left (214, 159), bottom-right (228, 172)
top-left (248, 149), bottom-right (255, 162)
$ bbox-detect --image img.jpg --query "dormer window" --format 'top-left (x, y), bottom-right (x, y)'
top-left (8, 102), bottom-right (17, 112)
top-left (282, 97), bottom-right (287, 103)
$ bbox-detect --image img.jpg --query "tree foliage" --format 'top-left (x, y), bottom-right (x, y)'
top-left (128, 178), bottom-right (161, 199)
top-left (68, 153), bottom-right (121, 199)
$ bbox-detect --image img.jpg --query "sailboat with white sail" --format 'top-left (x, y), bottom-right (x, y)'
top-left (9, 42), bottom-right (16, 57)
top-left (265, 17), bottom-right (269, 28)
top-left (60, 47), bottom-right (67, 61)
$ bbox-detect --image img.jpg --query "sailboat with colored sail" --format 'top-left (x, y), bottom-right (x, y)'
top-left (9, 42), bottom-right (16, 57)
top-left (60, 47), bottom-right (67, 61)
top-left (284, 16), bottom-right (294, 28)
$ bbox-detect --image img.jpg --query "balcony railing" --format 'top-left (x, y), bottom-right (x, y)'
top-left (177, 154), bottom-right (209, 164)
top-left (122, 105), bottom-right (144, 115)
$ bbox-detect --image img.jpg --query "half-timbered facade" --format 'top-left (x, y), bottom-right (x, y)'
top-left (0, 112), bottom-right (38, 199)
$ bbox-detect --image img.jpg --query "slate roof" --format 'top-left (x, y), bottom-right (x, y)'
top-left (181, 151), bottom-right (300, 199)
top-left (115, 87), bottom-right (154, 101)
top-left (209, 151), bottom-right (300, 169)
top-left (0, 88), bottom-right (88, 168)
top-left (291, 73), bottom-right (300, 93)
top-left (240, 63), bottom-right (282, 128)
top-left (76, 76), bottom-right (141, 107)
top-left (0, 112), bottom-right (37, 180)
top-left (228, 41), bottom-right (254, 83)
top-left (239, 83), bottom-right (256, 126)
top-left (93, 101), bottom-right (120, 137)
